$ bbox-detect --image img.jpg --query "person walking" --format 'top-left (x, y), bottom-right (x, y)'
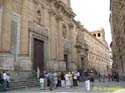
top-left (89, 71), bottom-right (95, 86)
top-left (85, 73), bottom-right (90, 91)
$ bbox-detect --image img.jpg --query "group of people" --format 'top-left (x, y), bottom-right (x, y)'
top-left (0, 71), bottom-right (10, 90)
top-left (38, 71), bottom-right (80, 90)
top-left (98, 71), bottom-right (120, 82)
top-left (0, 69), bottom-right (120, 91)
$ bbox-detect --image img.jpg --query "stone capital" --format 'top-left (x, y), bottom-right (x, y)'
top-left (68, 22), bottom-right (74, 29)
top-left (56, 14), bottom-right (63, 21)
top-left (48, 7), bottom-right (56, 16)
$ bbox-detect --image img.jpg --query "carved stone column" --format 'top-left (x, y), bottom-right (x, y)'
top-left (20, 0), bottom-right (29, 55)
top-left (1, 0), bottom-right (12, 52)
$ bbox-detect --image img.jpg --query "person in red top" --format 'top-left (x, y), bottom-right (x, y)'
top-left (107, 72), bottom-right (111, 82)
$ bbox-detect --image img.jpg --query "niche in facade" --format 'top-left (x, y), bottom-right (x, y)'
top-left (62, 23), bottom-right (68, 39)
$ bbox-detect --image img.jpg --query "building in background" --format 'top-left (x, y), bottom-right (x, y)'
top-left (110, 0), bottom-right (125, 78)
top-left (109, 51), bottom-right (113, 70)
top-left (84, 28), bottom-right (111, 74)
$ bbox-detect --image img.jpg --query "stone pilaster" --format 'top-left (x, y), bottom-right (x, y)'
top-left (20, 0), bottom-right (29, 55)
top-left (1, 0), bottom-right (12, 52)
top-left (68, 23), bottom-right (74, 63)
top-left (49, 9), bottom-right (56, 60)
top-left (57, 15), bottom-right (64, 61)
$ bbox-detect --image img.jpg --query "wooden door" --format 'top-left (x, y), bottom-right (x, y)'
top-left (34, 39), bottom-right (44, 71)
top-left (64, 54), bottom-right (68, 70)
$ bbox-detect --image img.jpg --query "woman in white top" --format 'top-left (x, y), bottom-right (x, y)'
top-left (65, 72), bottom-right (70, 88)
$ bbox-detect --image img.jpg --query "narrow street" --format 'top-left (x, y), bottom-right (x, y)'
top-left (8, 80), bottom-right (125, 93)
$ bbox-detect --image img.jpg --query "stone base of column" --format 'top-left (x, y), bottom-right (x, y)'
top-left (0, 53), bottom-right (34, 81)
top-left (48, 60), bottom-right (66, 71)
top-left (0, 53), bottom-right (15, 70)
top-left (68, 63), bottom-right (77, 71)
top-left (5, 70), bottom-right (34, 81)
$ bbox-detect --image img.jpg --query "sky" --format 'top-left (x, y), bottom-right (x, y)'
top-left (71, 0), bottom-right (112, 46)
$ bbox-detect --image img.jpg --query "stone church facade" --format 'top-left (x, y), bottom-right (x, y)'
top-left (0, 0), bottom-right (84, 80)
top-left (0, 0), bottom-right (111, 80)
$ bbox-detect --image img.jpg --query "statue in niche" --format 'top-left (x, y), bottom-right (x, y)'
top-left (36, 10), bottom-right (41, 23)
top-left (62, 24), bottom-right (67, 39)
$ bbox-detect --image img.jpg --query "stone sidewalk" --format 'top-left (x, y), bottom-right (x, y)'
top-left (4, 81), bottom-right (125, 93)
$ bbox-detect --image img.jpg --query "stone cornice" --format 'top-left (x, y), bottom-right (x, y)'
top-left (48, 0), bottom-right (76, 19)
top-left (58, 0), bottom-right (76, 17)
top-left (33, 0), bottom-right (45, 9)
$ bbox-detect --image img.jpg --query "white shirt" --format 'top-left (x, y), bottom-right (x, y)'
top-left (6, 75), bottom-right (10, 82)
top-left (65, 74), bottom-right (69, 81)
top-left (77, 72), bottom-right (80, 77)
top-left (3, 73), bottom-right (7, 80)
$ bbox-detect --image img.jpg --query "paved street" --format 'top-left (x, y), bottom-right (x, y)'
top-left (7, 80), bottom-right (125, 93)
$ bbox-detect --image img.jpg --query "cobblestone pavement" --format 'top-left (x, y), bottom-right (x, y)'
top-left (5, 80), bottom-right (125, 93)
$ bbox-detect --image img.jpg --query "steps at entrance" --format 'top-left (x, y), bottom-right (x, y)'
top-left (0, 78), bottom-right (40, 91)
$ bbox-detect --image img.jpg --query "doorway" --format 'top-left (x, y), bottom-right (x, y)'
top-left (64, 54), bottom-right (68, 70)
top-left (34, 39), bottom-right (44, 71)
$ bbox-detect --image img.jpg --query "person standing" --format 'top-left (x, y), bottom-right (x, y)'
top-left (65, 72), bottom-right (70, 88)
top-left (89, 71), bottom-right (95, 86)
top-left (85, 74), bottom-right (90, 91)
top-left (2, 71), bottom-right (8, 90)
top-left (37, 67), bottom-right (40, 79)
top-left (73, 72), bottom-right (78, 87)
top-left (43, 70), bottom-right (48, 89)
top-left (61, 72), bottom-right (65, 87)
top-left (53, 72), bottom-right (58, 89)
top-left (48, 71), bottom-right (54, 90)
top-left (6, 74), bottom-right (10, 88)
top-left (39, 72), bottom-right (45, 90)
top-left (77, 71), bottom-right (80, 86)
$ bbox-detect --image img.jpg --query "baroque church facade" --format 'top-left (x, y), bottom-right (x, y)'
top-left (0, 0), bottom-right (82, 80)
top-left (0, 0), bottom-right (111, 80)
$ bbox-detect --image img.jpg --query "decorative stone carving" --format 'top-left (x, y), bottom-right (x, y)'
top-left (36, 10), bottom-right (41, 23)
top-left (49, 7), bottom-right (57, 16)
top-left (62, 23), bottom-right (67, 39)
